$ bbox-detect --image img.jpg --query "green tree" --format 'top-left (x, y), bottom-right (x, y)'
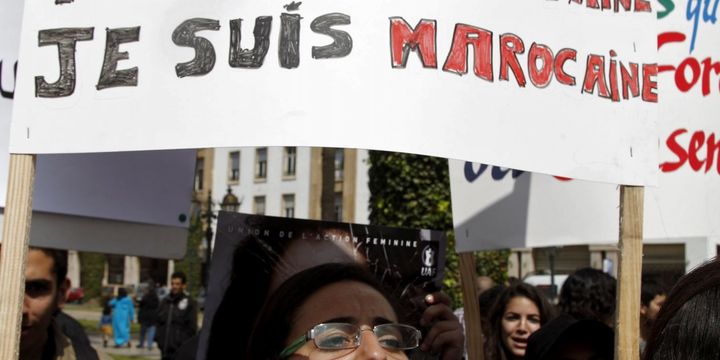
top-left (475, 250), bottom-right (510, 285)
top-left (79, 252), bottom-right (105, 300)
top-left (173, 214), bottom-right (204, 298)
top-left (367, 151), bottom-right (509, 309)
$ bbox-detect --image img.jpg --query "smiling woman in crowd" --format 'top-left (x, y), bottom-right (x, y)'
top-left (485, 282), bottom-right (556, 360)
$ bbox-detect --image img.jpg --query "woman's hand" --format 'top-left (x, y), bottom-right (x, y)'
top-left (419, 292), bottom-right (465, 360)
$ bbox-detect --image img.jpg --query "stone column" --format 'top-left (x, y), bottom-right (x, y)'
top-left (66, 250), bottom-right (81, 288)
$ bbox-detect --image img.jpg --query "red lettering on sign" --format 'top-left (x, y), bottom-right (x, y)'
top-left (528, 43), bottom-right (554, 88)
top-left (661, 128), bottom-right (720, 174)
top-left (389, 18), bottom-right (437, 68)
top-left (499, 33), bottom-right (526, 87)
top-left (582, 54), bottom-right (610, 98)
top-left (554, 49), bottom-right (577, 86)
top-left (641, 63), bottom-right (658, 102)
top-left (568, 0), bottom-right (650, 11)
top-left (658, 31), bottom-right (720, 96)
top-left (620, 62), bottom-right (639, 99)
top-left (442, 24), bottom-right (493, 81)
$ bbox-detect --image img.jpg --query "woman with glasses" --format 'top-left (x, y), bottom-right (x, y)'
top-left (485, 282), bottom-right (556, 360)
top-left (248, 262), bottom-right (462, 359)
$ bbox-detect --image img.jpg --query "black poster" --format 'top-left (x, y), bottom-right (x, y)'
top-left (197, 212), bottom-right (446, 359)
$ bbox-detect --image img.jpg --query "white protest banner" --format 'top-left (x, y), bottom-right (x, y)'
top-left (0, 0), bottom-right (194, 258)
top-left (451, 161), bottom-right (719, 254)
top-left (451, 0), bottom-right (720, 252)
top-left (450, 164), bottom-right (619, 251)
top-left (11, 0), bottom-right (657, 185)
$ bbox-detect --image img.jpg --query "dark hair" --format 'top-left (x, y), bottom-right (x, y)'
top-left (247, 263), bottom-right (397, 360)
top-left (118, 287), bottom-right (128, 298)
top-left (480, 285), bottom-right (506, 319)
top-left (171, 271), bottom-right (187, 284)
top-left (30, 247), bottom-right (68, 286)
top-left (206, 233), bottom-right (285, 360)
top-left (643, 257), bottom-right (720, 360)
top-left (486, 282), bottom-right (556, 360)
top-left (479, 285), bottom-right (505, 341)
top-left (525, 314), bottom-right (613, 360)
top-left (641, 278), bottom-right (667, 307)
top-left (557, 268), bottom-right (616, 326)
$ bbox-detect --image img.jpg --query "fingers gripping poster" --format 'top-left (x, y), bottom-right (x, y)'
top-left (11, 0), bottom-right (657, 185)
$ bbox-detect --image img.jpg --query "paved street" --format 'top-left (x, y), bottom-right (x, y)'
top-left (65, 306), bottom-right (161, 359)
top-left (90, 333), bottom-right (161, 360)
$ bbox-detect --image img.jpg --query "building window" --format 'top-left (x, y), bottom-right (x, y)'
top-left (106, 255), bottom-right (125, 285)
top-left (255, 148), bottom-right (268, 180)
top-left (283, 147), bottom-right (297, 177)
top-left (194, 157), bottom-right (205, 191)
top-left (334, 149), bottom-right (344, 181)
top-left (254, 196), bottom-right (266, 215)
top-left (334, 192), bottom-right (343, 221)
top-left (228, 151), bottom-right (240, 182)
top-left (282, 194), bottom-right (295, 218)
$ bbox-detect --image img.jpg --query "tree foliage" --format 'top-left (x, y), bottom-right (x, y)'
top-left (79, 252), bottom-right (105, 300)
top-left (174, 214), bottom-right (204, 298)
top-left (367, 151), bottom-right (509, 309)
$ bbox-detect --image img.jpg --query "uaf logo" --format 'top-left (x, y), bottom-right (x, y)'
top-left (422, 245), bottom-right (435, 267)
top-left (421, 245), bottom-right (437, 276)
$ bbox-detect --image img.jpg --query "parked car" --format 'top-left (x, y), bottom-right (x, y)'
top-left (66, 287), bottom-right (84, 304)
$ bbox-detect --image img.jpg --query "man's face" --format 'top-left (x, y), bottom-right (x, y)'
top-left (641, 294), bottom-right (667, 322)
top-left (21, 250), bottom-right (66, 353)
top-left (170, 277), bottom-right (185, 295)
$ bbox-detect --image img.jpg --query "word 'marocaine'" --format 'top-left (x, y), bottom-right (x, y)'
top-left (390, 19), bottom-right (657, 103)
top-left (34, 13), bottom-right (352, 98)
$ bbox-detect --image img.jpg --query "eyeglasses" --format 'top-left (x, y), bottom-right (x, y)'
top-left (279, 322), bottom-right (422, 358)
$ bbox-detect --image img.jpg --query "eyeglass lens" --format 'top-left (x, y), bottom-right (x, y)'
top-left (312, 323), bottom-right (420, 351)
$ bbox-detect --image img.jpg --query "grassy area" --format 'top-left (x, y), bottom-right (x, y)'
top-left (108, 355), bottom-right (154, 360)
top-left (65, 301), bottom-right (103, 312)
top-left (77, 318), bottom-right (141, 335)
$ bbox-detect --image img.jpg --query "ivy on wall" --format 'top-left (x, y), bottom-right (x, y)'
top-left (367, 151), bottom-right (508, 309)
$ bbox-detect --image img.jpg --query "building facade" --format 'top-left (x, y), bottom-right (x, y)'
top-left (210, 147), bottom-right (371, 223)
top-left (67, 148), bottom-right (713, 297)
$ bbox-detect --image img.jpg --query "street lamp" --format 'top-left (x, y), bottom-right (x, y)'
top-left (202, 187), bottom-right (240, 290)
top-left (202, 191), bottom-right (215, 289)
top-left (220, 186), bottom-right (240, 212)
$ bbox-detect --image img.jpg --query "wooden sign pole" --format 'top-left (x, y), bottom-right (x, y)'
top-left (0, 154), bottom-right (36, 360)
top-left (459, 252), bottom-right (485, 360)
top-left (614, 185), bottom-right (644, 360)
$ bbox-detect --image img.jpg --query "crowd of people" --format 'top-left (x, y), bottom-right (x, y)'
top-left (100, 272), bottom-right (199, 360)
top-left (13, 243), bottom-right (720, 359)
top-left (474, 262), bottom-right (720, 360)
top-left (16, 245), bottom-right (199, 360)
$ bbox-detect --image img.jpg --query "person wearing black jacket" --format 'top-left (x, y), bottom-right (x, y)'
top-left (156, 272), bottom-right (197, 360)
top-left (137, 282), bottom-right (160, 350)
top-left (56, 309), bottom-right (101, 360)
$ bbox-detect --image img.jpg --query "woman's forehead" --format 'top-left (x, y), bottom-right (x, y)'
top-left (269, 239), bottom-right (365, 292)
top-left (291, 281), bottom-right (397, 335)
